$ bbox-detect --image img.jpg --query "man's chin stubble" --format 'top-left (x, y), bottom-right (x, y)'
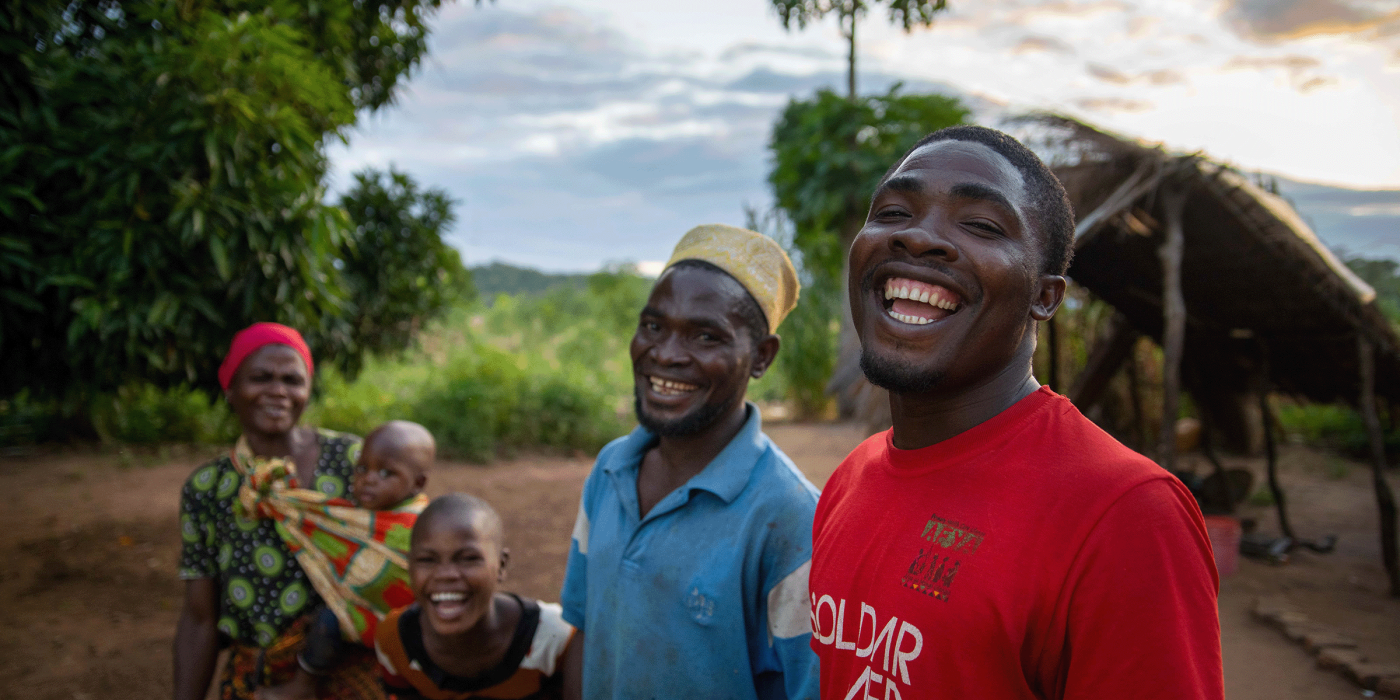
top-left (634, 392), bottom-right (730, 438)
top-left (860, 350), bottom-right (945, 395)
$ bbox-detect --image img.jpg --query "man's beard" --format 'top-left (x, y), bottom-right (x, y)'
top-left (634, 390), bottom-right (731, 437)
top-left (860, 348), bottom-right (945, 395)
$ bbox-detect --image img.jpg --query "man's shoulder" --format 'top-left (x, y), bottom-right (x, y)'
top-left (1035, 394), bottom-right (1166, 483)
top-left (593, 427), bottom-right (647, 469)
top-left (577, 429), bottom-right (645, 504)
top-left (823, 430), bottom-right (890, 490)
top-left (750, 433), bottom-right (820, 506)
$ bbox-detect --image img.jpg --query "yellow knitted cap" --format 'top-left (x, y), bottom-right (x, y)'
top-left (664, 224), bottom-right (800, 334)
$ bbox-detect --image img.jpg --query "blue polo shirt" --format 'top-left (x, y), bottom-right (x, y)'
top-left (560, 405), bottom-right (820, 700)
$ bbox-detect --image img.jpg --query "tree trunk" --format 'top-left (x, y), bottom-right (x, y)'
top-left (845, 11), bottom-right (857, 100)
top-left (1359, 337), bottom-right (1400, 597)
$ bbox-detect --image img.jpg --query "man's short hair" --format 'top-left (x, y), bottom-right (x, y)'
top-left (881, 125), bottom-right (1075, 275)
top-left (667, 259), bottom-right (770, 347)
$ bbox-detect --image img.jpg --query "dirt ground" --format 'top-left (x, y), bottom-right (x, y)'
top-left (2, 422), bottom-right (1398, 700)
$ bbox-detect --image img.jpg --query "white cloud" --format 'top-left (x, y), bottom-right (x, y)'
top-left (328, 0), bottom-right (1400, 270)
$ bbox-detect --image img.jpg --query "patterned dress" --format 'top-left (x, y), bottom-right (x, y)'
top-left (179, 429), bottom-right (381, 699)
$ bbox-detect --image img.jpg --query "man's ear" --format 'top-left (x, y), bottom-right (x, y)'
top-left (498, 548), bottom-right (511, 582)
top-left (414, 472), bottom-right (427, 490)
top-left (1030, 275), bottom-right (1067, 322)
top-left (750, 334), bottom-right (781, 379)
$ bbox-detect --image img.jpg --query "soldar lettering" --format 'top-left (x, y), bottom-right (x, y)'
top-left (810, 595), bottom-right (924, 699)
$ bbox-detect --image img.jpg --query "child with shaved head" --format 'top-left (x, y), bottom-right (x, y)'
top-left (374, 494), bottom-right (581, 700)
top-left (258, 421), bottom-right (435, 700)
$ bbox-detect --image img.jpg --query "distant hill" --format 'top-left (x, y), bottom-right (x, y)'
top-left (469, 261), bottom-right (589, 299)
top-left (1272, 177), bottom-right (1400, 262)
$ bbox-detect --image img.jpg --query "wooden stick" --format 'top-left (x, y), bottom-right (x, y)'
top-left (1258, 391), bottom-right (1294, 539)
top-left (1158, 187), bottom-right (1188, 472)
top-left (1068, 312), bottom-right (1138, 409)
top-left (1126, 342), bottom-right (1146, 452)
top-left (1359, 337), bottom-right (1400, 597)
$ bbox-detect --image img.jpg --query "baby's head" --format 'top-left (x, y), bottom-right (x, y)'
top-left (352, 420), bottom-right (433, 510)
top-left (408, 493), bottom-right (509, 636)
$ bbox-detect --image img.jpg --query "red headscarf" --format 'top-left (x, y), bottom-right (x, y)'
top-left (218, 323), bottom-right (315, 391)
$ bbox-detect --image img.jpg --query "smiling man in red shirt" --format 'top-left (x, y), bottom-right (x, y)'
top-left (808, 125), bottom-right (1223, 700)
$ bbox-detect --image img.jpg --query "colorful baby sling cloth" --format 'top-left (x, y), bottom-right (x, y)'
top-left (232, 437), bottom-right (426, 646)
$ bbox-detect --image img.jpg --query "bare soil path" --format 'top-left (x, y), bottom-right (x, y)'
top-left (0, 423), bottom-right (1394, 699)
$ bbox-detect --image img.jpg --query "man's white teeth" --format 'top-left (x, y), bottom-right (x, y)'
top-left (888, 310), bottom-right (933, 325)
top-left (649, 377), bottom-right (698, 395)
top-left (430, 592), bottom-right (465, 602)
top-left (883, 279), bottom-right (959, 310)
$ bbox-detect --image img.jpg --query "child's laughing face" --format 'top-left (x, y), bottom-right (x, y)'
top-left (408, 515), bottom-right (509, 637)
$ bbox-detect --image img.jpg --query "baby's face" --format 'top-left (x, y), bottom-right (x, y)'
top-left (352, 445), bottom-right (422, 510)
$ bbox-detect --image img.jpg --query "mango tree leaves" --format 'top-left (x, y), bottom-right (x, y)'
top-left (768, 86), bottom-right (970, 286)
top-left (0, 0), bottom-right (455, 401)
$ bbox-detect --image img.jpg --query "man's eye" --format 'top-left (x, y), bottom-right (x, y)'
top-left (378, 469), bottom-right (392, 479)
top-left (966, 220), bottom-right (1003, 235)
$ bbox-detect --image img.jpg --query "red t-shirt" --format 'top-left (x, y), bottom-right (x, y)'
top-left (810, 388), bottom-right (1222, 700)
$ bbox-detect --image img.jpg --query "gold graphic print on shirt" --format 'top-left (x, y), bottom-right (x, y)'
top-left (901, 513), bottom-right (985, 601)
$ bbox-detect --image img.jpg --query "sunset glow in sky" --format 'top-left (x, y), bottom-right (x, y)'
top-left (329, 0), bottom-right (1400, 270)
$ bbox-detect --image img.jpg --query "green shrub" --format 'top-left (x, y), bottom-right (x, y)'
top-left (0, 391), bottom-right (63, 446)
top-left (410, 345), bottom-right (627, 462)
top-left (1274, 400), bottom-right (1400, 457)
top-left (90, 383), bottom-right (238, 445)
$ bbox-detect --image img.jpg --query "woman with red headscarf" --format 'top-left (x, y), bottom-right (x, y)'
top-left (173, 323), bottom-right (383, 700)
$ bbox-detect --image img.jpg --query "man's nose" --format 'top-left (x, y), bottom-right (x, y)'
top-left (650, 332), bottom-right (690, 365)
top-left (890, 221), bottom-right (960, 262)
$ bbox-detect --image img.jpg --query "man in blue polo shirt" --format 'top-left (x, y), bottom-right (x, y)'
top-left (560, 224), bottom-right (820, 700)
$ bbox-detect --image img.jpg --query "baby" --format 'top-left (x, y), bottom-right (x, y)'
top-left (258, 420), bottom-right (434, 700)
top-left (374, 493), bottom-right (581, 700)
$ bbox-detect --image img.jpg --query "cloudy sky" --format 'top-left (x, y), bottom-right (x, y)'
top-left (327, 0), bottom-right (1400, 271)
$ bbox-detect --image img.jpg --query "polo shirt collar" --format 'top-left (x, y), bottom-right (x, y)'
top-left (605, 402), bottom-right (766, 505)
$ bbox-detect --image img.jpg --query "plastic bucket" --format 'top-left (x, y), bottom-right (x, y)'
top-left (1202, 515), bottom-right (1242, 577)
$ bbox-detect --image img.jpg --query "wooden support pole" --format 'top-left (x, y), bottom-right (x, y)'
top-left (1158, 188), bottom-right (1188, 472)
top-left (1126, 344), bottom-right (1146, 452)
top-left (1258, 391), bottom-right (1294, 539)
top-left (1047, 314), bottom-right (1061, 392)
top-left (1359, 337), bottom-right (1400, 597)
top-left (1068, 313), bottom-right (1138, 409)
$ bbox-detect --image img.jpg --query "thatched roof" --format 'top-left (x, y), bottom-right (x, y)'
top-left (1029, 115), bottom-right (1400, 407)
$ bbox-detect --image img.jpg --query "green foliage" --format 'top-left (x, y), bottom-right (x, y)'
top-left (90, 383), bottom-right (239, 445)
top-left (412, 347), bottom-right (626, 462)
top-left (1345, 256), bottom-right (1400, 324)
top-left (469, 262), bottom-right (589, 299)
top-left (769, 87), bottom-right (969, 287)
top-left (0, 391), bottom-right (63, 446)
top-left (771, 0), bottom-right (948, 32)
top-left (771, 0), bottom-right (949, 98)
top-left (0, 0), bottom-right (455, 404)
top-left (1271, 401), bottom-right (1398, 457)
top-left (338, 167), bottom-right (473, 374)
top-left (306, 267), bottom-right (653, 461)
